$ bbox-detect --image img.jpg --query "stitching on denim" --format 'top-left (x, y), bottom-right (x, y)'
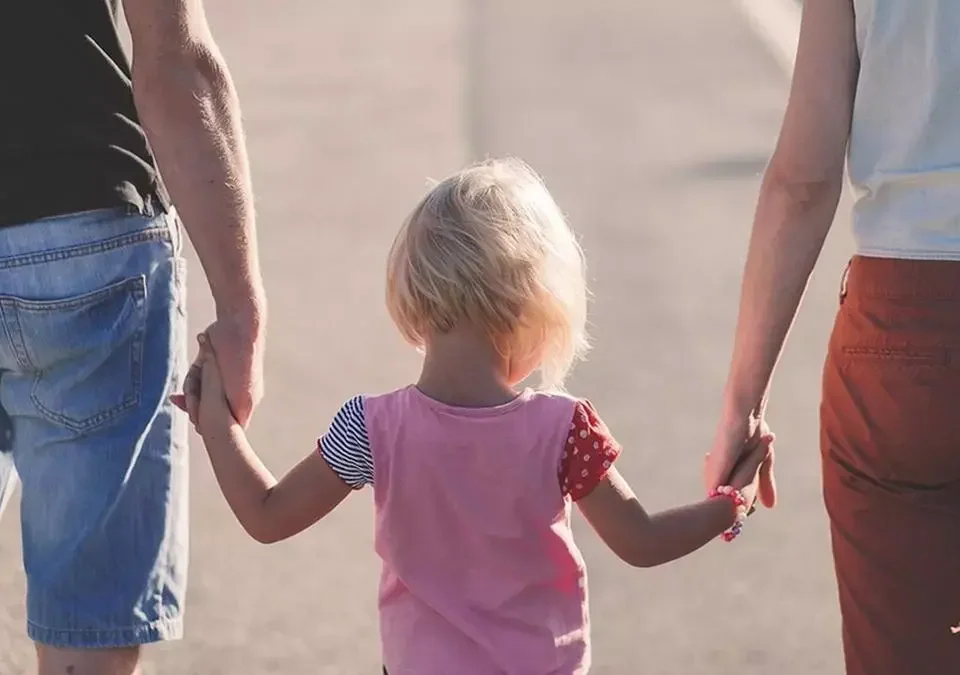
top-left (3, 276), bottom-right (147, 312)
top-left (0, 302), bottom-right (29, 370)
top-left (12, 276), bottom-right (149, 432)
top-left (31, 375), bottom-right (143, 431)
top-left (0, 298), bottom-right (32, 370)
top-left (173, 258), bottom-right (188, 317)
top-left (27, 615), bottom-right (183, 648)
top-left (0, 228), bottom-right (170, 271)
top-left (27, 616), bottom-right (182, 634)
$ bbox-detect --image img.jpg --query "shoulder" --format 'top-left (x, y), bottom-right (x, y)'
top-left (561, 398), bottom-right (619, 453)
top-left (361, 385), bottom-right (420, 409)
top-left (323, 395), bottom-right (370, 448)
top-left (332, 394), bottom-right (367, 419)
top-left (522, 389), bottom-right (579, 417)
top-left (360, 385), bottom-right (421, 426)
top-left (328, 385), bottom-right (425, 432)
top-left (320, 395), bottom-right (373, 489)
top-left (561, 398), bottom-right (622, 501)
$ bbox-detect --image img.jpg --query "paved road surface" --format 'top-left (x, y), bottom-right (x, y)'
top-left (0, 1), bottom-right (855, 672)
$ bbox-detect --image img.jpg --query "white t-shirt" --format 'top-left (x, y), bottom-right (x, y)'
top-left (849, 0), bottom-right (960, 259)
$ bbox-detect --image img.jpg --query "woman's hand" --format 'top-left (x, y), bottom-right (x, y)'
top-left (722, 424), bottom-right (775, 510)
top-left (705, 416), bottom-right (777, 508)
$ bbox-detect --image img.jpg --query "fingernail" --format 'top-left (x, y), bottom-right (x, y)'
top-left (197, 333), bottom-right (206, 345)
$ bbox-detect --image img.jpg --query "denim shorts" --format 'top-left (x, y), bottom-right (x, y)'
top-left (0, 206), bottom-right (189, 648)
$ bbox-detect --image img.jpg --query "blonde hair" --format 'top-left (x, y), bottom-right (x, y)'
top-left (386, 157), bottom-right (589, 390)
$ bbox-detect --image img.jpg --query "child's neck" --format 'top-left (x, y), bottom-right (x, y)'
top-left (417, 328), bottom-right (518, 408)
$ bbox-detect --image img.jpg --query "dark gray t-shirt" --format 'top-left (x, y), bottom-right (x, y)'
top-left (0, 0), bottom-right (168, 227)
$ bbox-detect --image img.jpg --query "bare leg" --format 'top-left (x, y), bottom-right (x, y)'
top-left (36, 646), bottom-right (141, 675)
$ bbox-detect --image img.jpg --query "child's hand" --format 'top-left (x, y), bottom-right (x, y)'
top-left (726, 425), bottom-right (775, 511)
top-left (196, 333), bottom-right (238, 435)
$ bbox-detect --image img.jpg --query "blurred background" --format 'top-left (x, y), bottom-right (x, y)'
top-left (0, 1), bottom-right (856, 673)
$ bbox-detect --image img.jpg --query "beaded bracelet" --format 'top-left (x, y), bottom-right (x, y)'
top-left (709, 485), bottom-right (749, 542)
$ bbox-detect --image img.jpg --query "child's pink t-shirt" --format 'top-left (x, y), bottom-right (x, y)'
top-left (319, 386), bottom-right (621, 674)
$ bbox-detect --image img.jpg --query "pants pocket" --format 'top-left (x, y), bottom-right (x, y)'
top-left (1, 276), bottom-right (148, 432)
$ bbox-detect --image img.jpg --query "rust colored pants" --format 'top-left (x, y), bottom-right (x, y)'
top-left (822, 256), bottom-right (960, 675)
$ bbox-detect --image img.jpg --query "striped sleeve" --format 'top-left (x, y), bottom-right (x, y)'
top-left (318, 396), bottom-right (374, 489)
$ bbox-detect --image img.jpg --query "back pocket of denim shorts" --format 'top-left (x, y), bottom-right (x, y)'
top-left (3, 276), bottom-right (148, 433)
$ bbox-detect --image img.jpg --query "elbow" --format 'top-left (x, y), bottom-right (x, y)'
top-left (615, 544), bottom-right (663, 569)
top-left (243, 494), bottom-right (287, 545)
top-left (622, 556), bottom-right (654, 569)
top-left (624, 554), bottom-right (662, 569)
top-left (132, 41), bottom-right (232, 114)
top-left (761, 158), bottom-right (843, 220)
top-left (252, 532), bottom-right (282, 545)
top-left (245, 522), bottom-right (282, 545)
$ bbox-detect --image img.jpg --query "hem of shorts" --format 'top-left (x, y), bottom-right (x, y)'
top-left (855, 247), bottom-right (960, 262)
top-left (27, 616), bottom-right (183, 648)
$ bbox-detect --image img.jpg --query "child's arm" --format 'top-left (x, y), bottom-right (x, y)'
top-left (577, 442), bottom-right (769, 568)
top-left (578, 469), bottom-right (739, 568)
top-left (196, 337), bottom-right (352, 544)
top-left (201, 423), bottom-right (351, 544)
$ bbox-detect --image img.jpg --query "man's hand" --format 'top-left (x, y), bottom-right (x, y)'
top-left (172, 317), bottom-right (264, 429)
top-left (704, 416), bottom-right (777, 509)
top-left (204, 316), bottom-right (264, 427)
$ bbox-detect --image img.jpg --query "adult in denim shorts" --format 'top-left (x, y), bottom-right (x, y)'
top-left (1, 2), bottom-right (266, 674)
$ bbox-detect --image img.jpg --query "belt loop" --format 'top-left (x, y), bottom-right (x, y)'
top-left (839, 258), bottom-right (852, 305)
top-left (167, 206), bottom-right (183, 255)
top-left (141, 193), bottom-right (156, 219)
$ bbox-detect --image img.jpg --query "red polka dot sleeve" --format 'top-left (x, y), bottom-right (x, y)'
top-left (559, 400), bottom-right (622, 501)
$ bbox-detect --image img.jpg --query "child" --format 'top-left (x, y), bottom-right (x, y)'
top-left (187, 158), bottom-right (773, 674)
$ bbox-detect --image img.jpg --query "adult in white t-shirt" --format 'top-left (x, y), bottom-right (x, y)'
top-left (705, 1), bottom-right (960, 673)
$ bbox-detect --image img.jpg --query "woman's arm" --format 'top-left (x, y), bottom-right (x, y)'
top-left (704, 0), bottom-right (860, 499)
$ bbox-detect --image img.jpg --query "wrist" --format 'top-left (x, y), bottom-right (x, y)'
top-left (709, 486), bottom-right (749, 542)
top-left (215, 293), bottom-right (267, 336)
top-left (718, 393), bottom-right (765, 439)
top-left (720, 393), bottom-right (754, 426)
top-left (201, 414), bottom-right (243, 443)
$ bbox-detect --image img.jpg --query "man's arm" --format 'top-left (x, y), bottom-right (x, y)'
top-left (123, 0), bottom-right (265, 423)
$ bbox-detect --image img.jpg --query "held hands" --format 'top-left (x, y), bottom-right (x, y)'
top-left (704, 414), bottom-right (777, 509)
top-left (719, 426), bottom-right (775, 512)
top-left (171, 316), bottom-right (264, 429)
top-left (172, 333), bottom-right (238, 436)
